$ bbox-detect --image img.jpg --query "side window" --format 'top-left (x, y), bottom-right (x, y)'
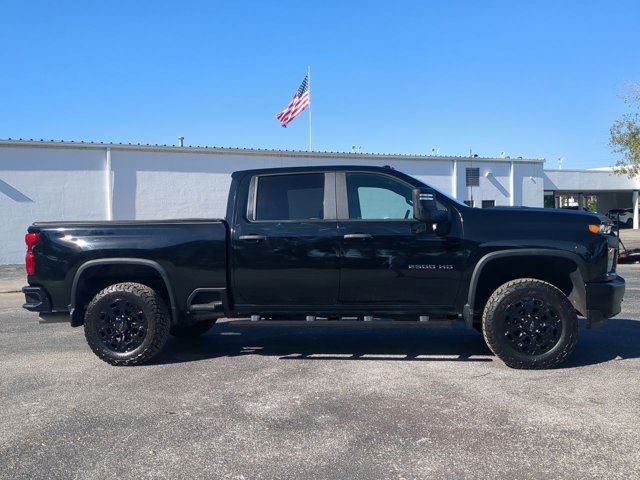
top-left (346, 173), bottom-right (414, 220)
top-left (254, 173), bottom-right (324, 221)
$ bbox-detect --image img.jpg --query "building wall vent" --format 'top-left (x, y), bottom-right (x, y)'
top-left (466, 168), bottom-right (480, 187)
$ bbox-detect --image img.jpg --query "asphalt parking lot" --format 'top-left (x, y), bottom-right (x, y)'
top-left (1, 266), bottom-right (639, 480)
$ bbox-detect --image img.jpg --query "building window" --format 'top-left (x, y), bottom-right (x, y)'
top-left (481, 200), bottom-right (495, 208)
top-left (465, 168), bottom-right (480, 187)
top-left (464, 200), bottom-right (475, 207)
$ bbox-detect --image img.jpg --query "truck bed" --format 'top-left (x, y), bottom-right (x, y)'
top-left (32, 219), bottom-right (223, 226)
top-left (27, 219), bottom-right (229, 319)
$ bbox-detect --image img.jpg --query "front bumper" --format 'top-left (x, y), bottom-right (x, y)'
top-left (585, 275), bottom-right (625, 327)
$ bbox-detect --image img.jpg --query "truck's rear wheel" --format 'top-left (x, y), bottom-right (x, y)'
top-left (170, 319), bottom-right (216, 338)
top-left (84, 282), bottom-right (171, 366)
top-left (482, 279), bottom-right (578, 369)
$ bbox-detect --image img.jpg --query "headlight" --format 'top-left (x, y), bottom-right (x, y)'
top-left (589, 223), bottom-right (612, 235)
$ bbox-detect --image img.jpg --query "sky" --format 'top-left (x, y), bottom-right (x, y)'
top-left (1, 0), bottom-right (639, 169)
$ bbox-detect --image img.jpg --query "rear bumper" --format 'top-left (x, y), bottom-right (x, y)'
top-left (585, 275), bottom-right (625, 327)
top-left (22, 286), bottom-right (70, 323)
top-left (22, 286), bottom-right (51, 312)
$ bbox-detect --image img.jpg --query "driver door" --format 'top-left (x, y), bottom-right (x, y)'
top-left (337, 171), bottom-right (462, 307)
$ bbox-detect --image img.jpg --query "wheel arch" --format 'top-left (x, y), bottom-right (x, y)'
top-left (464, 249), bottom-right (587, 326)
top-left (70, 258), bottom-right (177, 327)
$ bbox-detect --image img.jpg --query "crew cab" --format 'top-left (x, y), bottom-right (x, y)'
top-left (22, 166), bottom-right (625, 368)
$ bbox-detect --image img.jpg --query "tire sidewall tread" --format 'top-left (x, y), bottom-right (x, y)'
top-left (482, 278), bottom-right (579, 369)
top-left (84, 282), bottom-right (171, 366)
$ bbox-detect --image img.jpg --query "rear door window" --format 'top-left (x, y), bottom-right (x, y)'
top-left (254, 173), bottom-right (325, 221)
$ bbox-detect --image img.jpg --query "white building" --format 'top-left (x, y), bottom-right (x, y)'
top-left (543, 169), bottom-right (640, 222)
top-left (0, 139), bottom-right (637, 264)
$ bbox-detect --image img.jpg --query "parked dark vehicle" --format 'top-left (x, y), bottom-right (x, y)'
top-left (22, 166), bottom-right (625, 369)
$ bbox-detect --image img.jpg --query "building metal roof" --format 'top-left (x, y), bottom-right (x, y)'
top-left (0, 138), bottom-right (545, 163)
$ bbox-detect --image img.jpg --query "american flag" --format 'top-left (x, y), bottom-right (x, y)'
top-left (276, 74), bottom-right (310, 127)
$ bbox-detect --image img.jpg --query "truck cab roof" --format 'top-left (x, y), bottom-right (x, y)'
top-left (231, 164), bottom-right (399, 177)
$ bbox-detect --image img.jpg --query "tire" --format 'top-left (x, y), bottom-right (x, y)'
top-left (482, 278), bottom-right (578, 369)
top-left (84, 282), bottom-right (171, 366)
top-left (626, 218), bottom-right (633, 228)
top-left (170, 319), bottom-right (216, 338)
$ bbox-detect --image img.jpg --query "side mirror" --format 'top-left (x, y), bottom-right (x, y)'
top-left (413, 188), bottom-right (448, 223)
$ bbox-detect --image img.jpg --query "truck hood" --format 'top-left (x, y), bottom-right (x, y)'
top-left (474, 206), bottom-right (601, 221)
top-left (460, 206), bottom-right (605, 239)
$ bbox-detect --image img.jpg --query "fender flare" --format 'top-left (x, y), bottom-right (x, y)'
top-left (69, 258), bottom-right (177, 326)
top-left (463, 249), bottom-right (588, 326)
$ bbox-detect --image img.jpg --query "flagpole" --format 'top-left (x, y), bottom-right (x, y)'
top-left (307, 65), bottom-right (312, 151)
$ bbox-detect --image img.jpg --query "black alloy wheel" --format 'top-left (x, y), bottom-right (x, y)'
top-left (96, 297), bottom-right (148, 353)
top-left (482, 278), bottom-right (578, 369)
top-left (84, 282), bottom-right (171, 366)
top-left (502, 296), bottom-right (562, 356)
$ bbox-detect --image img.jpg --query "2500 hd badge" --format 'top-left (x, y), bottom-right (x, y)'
top-left (408, 264), bottom-right (454, 270)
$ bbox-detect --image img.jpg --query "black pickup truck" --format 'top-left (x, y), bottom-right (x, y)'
top-left (22, 165), bottom-right (625, 369)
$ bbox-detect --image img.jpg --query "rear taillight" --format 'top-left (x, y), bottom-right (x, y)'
top-left (25, 232), bottom-right (40, 275)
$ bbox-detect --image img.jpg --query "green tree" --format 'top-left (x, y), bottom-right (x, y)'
top-left (611, 85), bottom-right (640, 176)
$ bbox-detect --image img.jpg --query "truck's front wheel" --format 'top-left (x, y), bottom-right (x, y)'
top-left (84, 282), bottom-right (171, 366)
top-left (482, 279), bottom-right (578, 369)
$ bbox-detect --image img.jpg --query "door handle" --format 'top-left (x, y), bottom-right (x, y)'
top-left (239, 235), bottom-right (267, 241)
top-left (343, 233), bottom-right (373, 240)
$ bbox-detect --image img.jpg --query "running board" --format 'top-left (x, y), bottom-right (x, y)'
top-left (242, 314), bottom-right (449, 323)
top-left (228, 318), bottom-right (463, 328)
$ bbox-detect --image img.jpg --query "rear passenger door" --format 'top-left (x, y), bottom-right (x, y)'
top-left (231, 172), bottom-right (341, 306)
